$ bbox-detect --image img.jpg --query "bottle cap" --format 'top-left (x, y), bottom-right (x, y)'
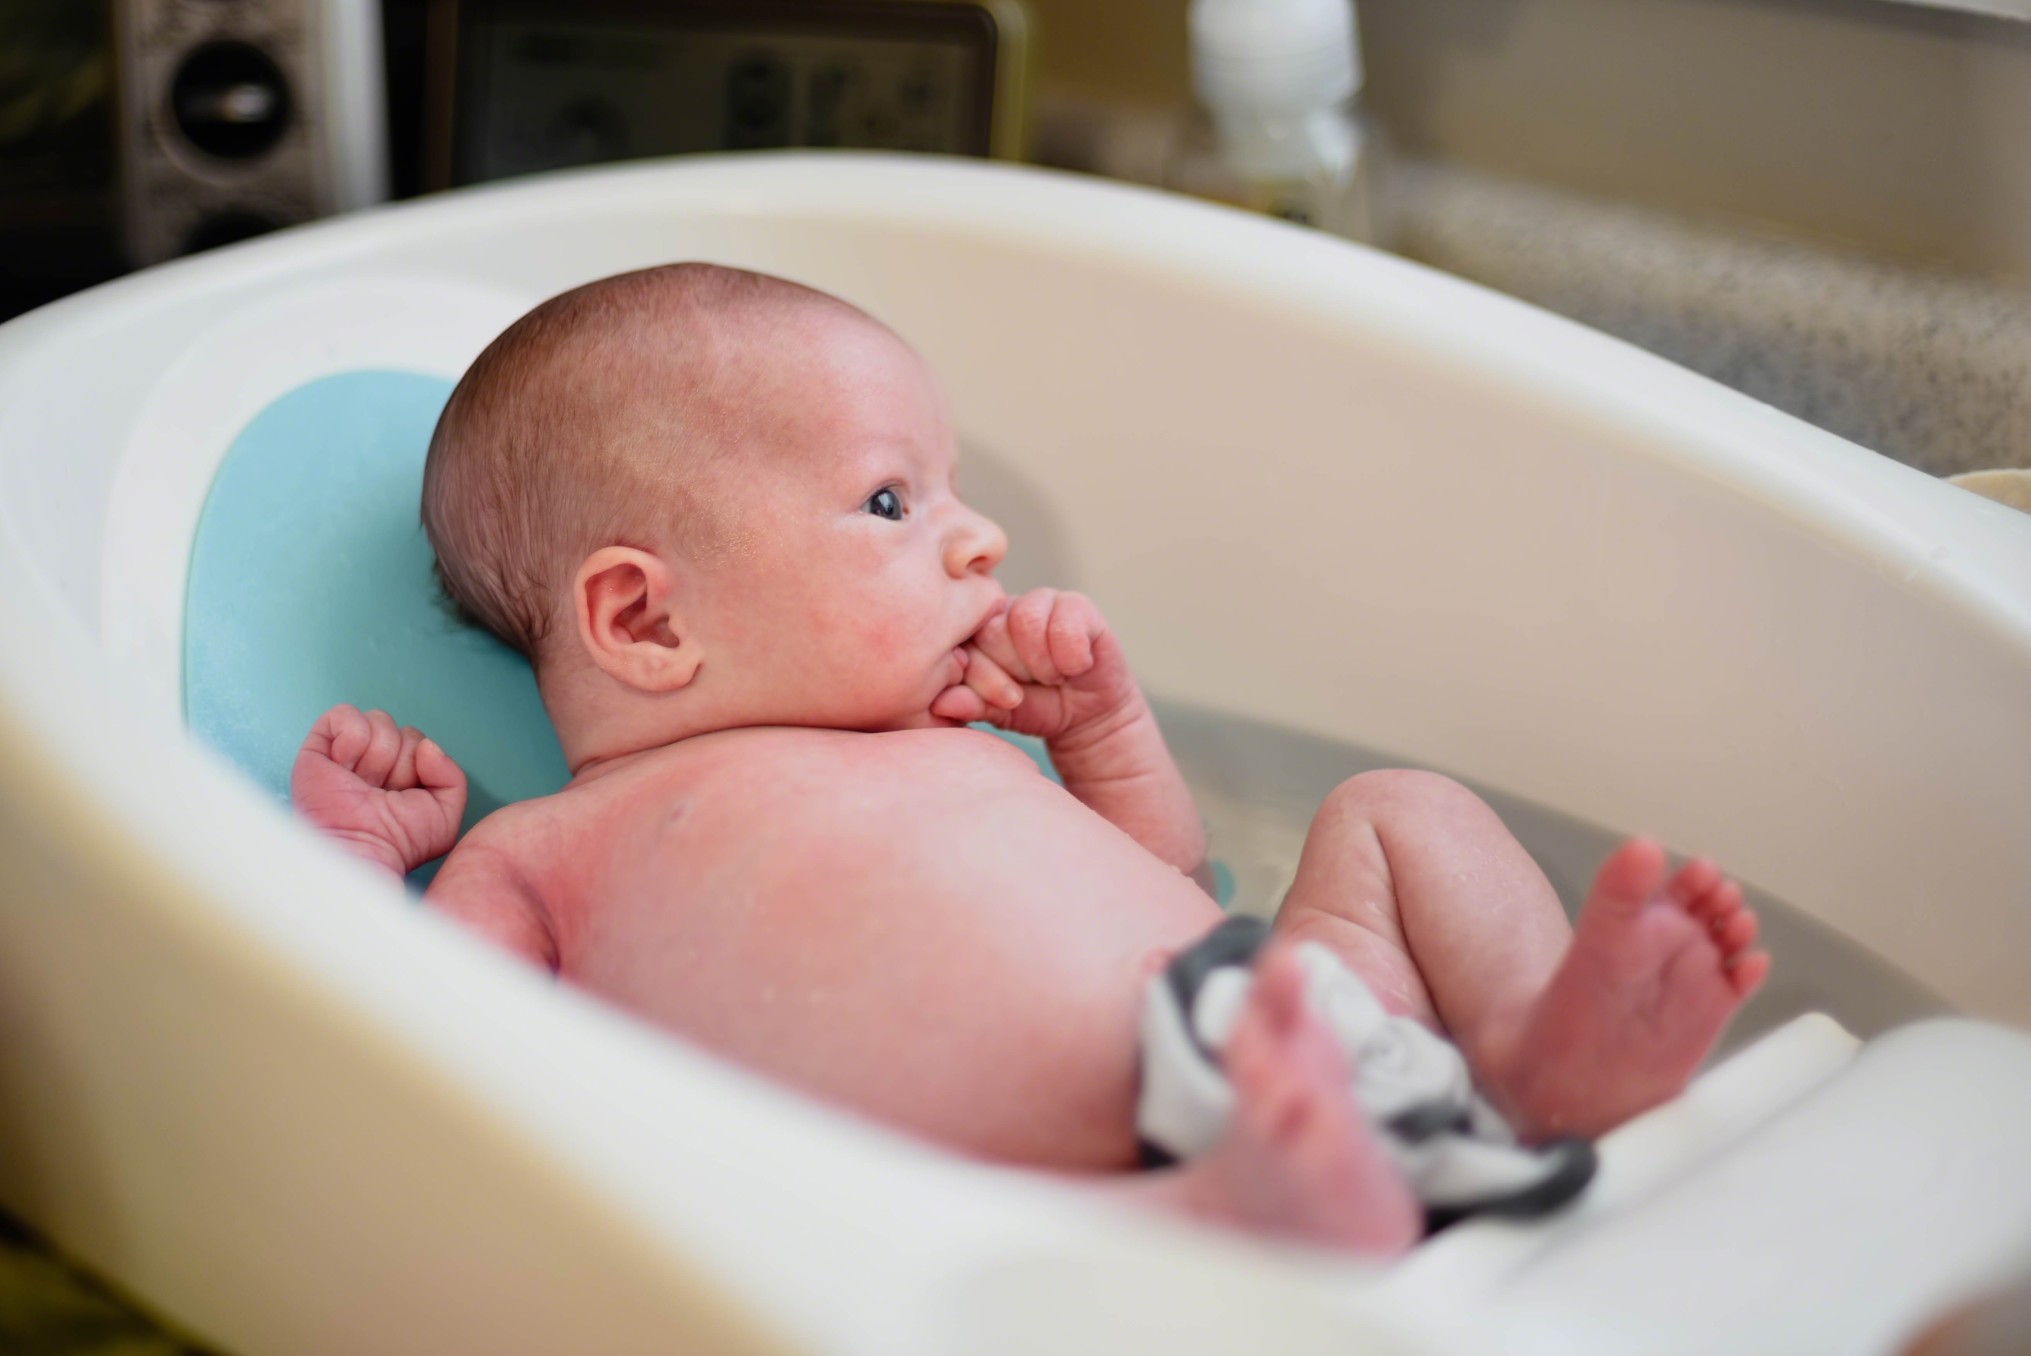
top-left (1190, 0), bottom-right (1362, 113)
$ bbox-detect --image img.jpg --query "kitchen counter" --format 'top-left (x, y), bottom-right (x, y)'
top-left (1391, 157), bottom-right (2031, 478)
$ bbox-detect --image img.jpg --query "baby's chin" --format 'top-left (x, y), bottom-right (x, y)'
top-left (858, 655), bottom-right (974, 732)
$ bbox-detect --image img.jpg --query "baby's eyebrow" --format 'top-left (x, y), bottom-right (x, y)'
top-left (846, 436), bottom-right (938, 478)
top-left (849, 447), bottom-right (909, 478)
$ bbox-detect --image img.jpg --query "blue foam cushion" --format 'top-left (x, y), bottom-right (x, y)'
top-left (186, 371), bottom-right (567, 882)
top-left (183, 369), bottom-right (1072, 889)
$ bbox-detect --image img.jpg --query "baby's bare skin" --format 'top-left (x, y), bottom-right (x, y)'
top-left (293, 268), bottom-right (1770, 1252)
top-left (455, 723), bottom-right (1223, 1169)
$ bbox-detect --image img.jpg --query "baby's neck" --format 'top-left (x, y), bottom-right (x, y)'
top-left (540, 662), bottom-right (726, 782)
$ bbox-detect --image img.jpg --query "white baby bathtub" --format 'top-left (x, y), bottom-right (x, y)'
top-left (3, 155), bottom-right (2031, 1356)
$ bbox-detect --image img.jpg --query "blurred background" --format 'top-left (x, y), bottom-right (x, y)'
top-left (3, 0), bottom-right (2029, 475)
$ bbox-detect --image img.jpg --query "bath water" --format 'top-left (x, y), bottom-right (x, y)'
top-left (1153, 699), bottom-right (1948, 1054)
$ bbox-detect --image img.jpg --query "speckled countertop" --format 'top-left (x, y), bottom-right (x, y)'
top-left (1389, 158), bottom-right (2031, 479)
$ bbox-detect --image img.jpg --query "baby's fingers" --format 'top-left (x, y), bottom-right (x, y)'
top-left (963, 646), bottom-right (1025, 710)
top-left (413, 736), bottom-right (468, 822)
top-left (930, 684), bottom-right (989, 724)
top-left (1045, 592), bottom-right (1100, 679)
top-left (1006, 589), bottom-right (1064, 685)
top-left (387, 726), bottom-right (429, 791)
top-left (309, 704), bottom-right (373, 770)
top-left (353, 709), bottom-right (404, 787)
top-left (414, 735), bottom-right (467, 797)
top-left (970, 608), bottom-right (1028, 685)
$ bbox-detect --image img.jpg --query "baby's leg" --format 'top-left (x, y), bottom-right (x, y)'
top-left (1269, 771), bottom-right (1573, 1082)
top-left (1114, 947), bottom-right (1421, 1253)
top-left (1270, 771), bottom-right (1767, 1140)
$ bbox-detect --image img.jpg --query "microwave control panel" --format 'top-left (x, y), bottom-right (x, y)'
top-left (436, 0), bottom-right (1023, 186)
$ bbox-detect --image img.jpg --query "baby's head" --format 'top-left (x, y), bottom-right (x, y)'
top-left (423, 263), bottom-right (1008, 756)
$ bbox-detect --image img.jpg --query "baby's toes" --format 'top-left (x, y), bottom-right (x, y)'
top-left (1703, 880), bottom-right (1747, 931)
top-left (1714, 905), bottom-right (1759, 959)
top-left (1234, 1029), bottom-right (1335, 1155)
top-left (1681, 877), bottom-right (1748, 948)
top-left (1222, 1010), bottom-right (1283, 1139)
top-left (1249, 948), bottom-right (1311, 1036)
top-left (1666, 857), bottom-right (1723, 912)
top-left (1227, 953), bottom-right (1333, 1088)
top-left (1726, 950), bottom-right (1772, 999)
top-left (1684, 877), bottom-right (1743, 935)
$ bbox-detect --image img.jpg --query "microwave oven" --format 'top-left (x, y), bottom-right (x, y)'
top-left (426, 0), bottom-right (1028, 189)
top-left (0, 0), bottom-right (1028, 322)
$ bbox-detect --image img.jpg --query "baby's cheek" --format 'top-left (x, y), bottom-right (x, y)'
top-left (861, 611), bottom-right (947, 699)
top-left (801, 604), bottom-right (902, 685)
top-left (790, 595), bottom-right (856, 651)
top-left (859, 611), bottom-right (909, 650)
top-left (857, 616), bottom-right (928, 695)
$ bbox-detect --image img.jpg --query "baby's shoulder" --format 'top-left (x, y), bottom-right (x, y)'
top-left (442, 790), bottom-right (573, 876)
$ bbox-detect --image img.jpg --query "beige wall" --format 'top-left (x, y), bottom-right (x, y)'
top-left (1021, 0), bottom-right (2031, 281)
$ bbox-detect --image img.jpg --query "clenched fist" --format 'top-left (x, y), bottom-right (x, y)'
top-left (292, 704), bottom-right (467, 876)
top-left (931, 588), bottom-right (1143, 743)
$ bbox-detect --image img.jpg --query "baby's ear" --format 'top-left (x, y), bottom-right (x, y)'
top-left (572, 546), bottom-right (700, 692)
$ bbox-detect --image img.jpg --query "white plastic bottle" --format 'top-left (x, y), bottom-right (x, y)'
top-left (1163, 0), bottom-right (1386, 246)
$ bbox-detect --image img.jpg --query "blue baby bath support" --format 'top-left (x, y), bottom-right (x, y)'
top-left (185, 372), bottom-right (563, 835)
top-left (2, 155), bottom-right (2031, 1355)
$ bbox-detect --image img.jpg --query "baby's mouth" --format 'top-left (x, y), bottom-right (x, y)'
top-left (963, 594), bottom-right (1009, 646)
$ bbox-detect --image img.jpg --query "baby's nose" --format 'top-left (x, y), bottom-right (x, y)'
top-left (947, 508), bottom-right (1008, 577)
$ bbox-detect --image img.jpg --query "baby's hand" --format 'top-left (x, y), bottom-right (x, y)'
top-left (291, 704), bottom-right (467, 877)
top-left (931, 589), bottom-right (1141, 742)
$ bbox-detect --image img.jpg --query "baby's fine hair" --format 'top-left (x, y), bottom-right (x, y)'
top-left (421, 262), bottom-right (870, 663)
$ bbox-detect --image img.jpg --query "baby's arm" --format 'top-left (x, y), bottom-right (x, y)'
top-left (933, 590), bottom-right (1206, 877)
top-left (420, 836), bottom-right (560, 972)
top-left (291, 705), bottom-right (559, 971)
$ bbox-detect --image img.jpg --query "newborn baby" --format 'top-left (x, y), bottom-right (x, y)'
top-left (293, 263), bottom-right (1769, 1253)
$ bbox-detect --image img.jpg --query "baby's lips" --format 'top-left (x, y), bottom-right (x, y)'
top-left (966, 595), bottom-right (1011, 644)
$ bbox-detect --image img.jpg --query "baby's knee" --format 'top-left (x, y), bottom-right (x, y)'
top-left (1316, 768), bottom-right (1485, 831)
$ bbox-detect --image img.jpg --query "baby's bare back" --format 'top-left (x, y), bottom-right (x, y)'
top-left (467, 726), bottom-right (1225, 1169)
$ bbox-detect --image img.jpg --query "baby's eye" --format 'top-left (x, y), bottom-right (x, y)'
top-left (864, 487), bottom-right (904, 520)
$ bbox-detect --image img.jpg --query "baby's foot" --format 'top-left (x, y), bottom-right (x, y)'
top-left (1492, 838), bottom-right (1769, 1140)
top-left (1177, 947), bottom-right (1421, 1253)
